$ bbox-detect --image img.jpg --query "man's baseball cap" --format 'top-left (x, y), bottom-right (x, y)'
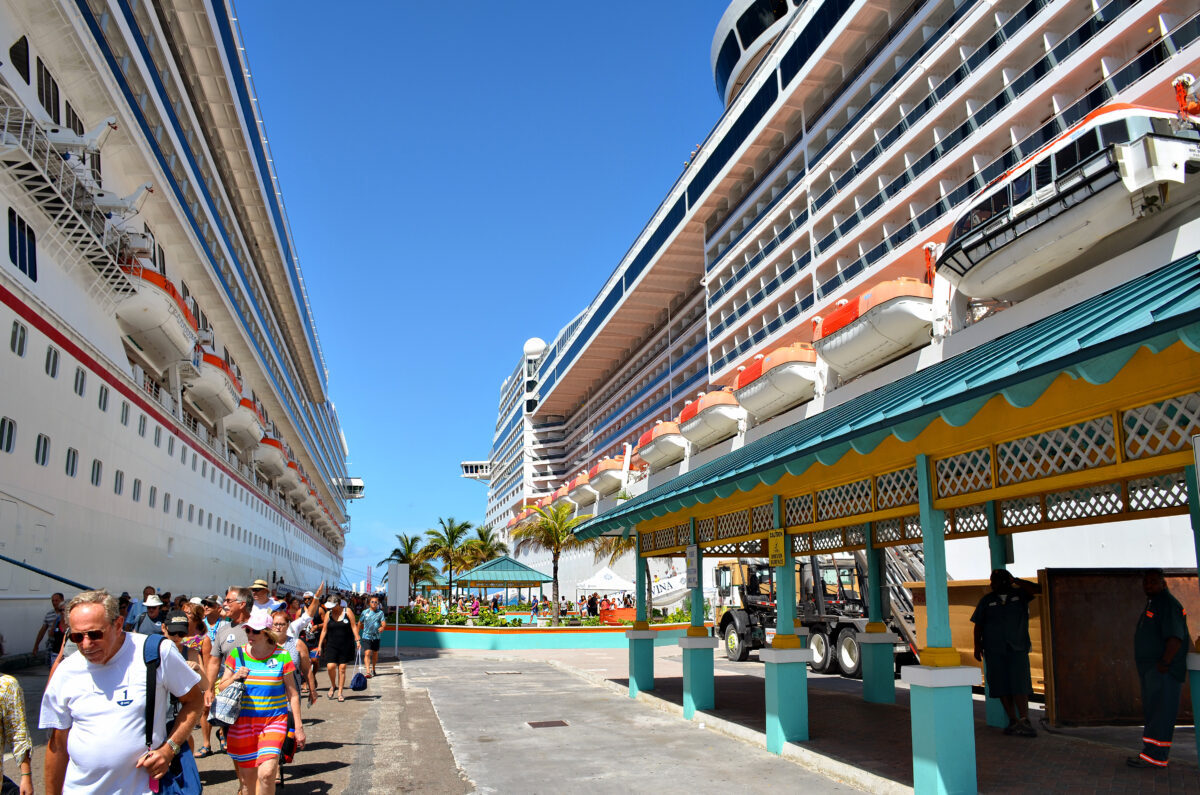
top-left (249, 579), bottom-right (270, 590)
top-left (302, 591), bottom-right (314, 599)
top-left (188, 596), bottom-right (204, 606)
top-left (201, 594), bottom-right (221, 607)
top-left (143, 594), bottom-right (164, 607)
top-left (163, 611), bottom-right (189, 635)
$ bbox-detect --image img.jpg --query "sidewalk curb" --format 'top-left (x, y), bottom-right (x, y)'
top-left (544, 658), bottom-right (912, 795)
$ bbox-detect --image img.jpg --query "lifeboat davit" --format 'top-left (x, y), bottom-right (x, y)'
top-left (115, 265), bottom-right (199, 373)
top-left (812, 278), bottom-right (934, 379)
top-left (280, 460), bottom-right (303, 495)
top-left (678, 391), bottom-right (746, 449)
top-left (226, 396), bottom-right (265, 451)
top-left (566, 472), bottom-right (596, 506)
top-left (635, 421), bottom-right (687, 471)
top-left (254, 434), bottom-right (286, 478)
top-left (733, 343), bottom-right (819, 422)
top-left (588, 457), bottom-right (625, 497)
top-left (936, 101), bottom-right (1200, 300)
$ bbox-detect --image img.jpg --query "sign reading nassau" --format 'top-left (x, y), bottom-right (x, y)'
top-left (768, 527), bottom-right (786, 567)
top-left (685, 545), bottom-right (698, 589)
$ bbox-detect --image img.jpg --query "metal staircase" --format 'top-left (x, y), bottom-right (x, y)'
top-left (854, 545), bottom-right (927, 653)
top-left (0, 93), bottom-right (134, 304)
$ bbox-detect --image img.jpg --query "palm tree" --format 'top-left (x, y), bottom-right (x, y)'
top-left (592, 533), bottom-right (652, 619)
top-left (422, 517), bottom-right (473, 598)
top-left (377, 533), bottom-right (438, 601)
top-left (511, 504), bottom-right (591, 626)
top-left (462, 525), bottom-right (509, 569)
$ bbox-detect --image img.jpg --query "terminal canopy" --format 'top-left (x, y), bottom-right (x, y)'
top-left (455, 556), bottom-right (553, 589)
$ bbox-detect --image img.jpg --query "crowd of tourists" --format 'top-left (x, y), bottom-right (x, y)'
top-left (1, 579), bottom-right (389, 795)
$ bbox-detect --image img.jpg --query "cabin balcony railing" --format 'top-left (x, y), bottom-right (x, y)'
top-left (0, 95), bottom-right (134, 302)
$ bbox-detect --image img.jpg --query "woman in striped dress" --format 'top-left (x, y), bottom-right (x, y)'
top-left (218, 611), bottom-right (306, 794)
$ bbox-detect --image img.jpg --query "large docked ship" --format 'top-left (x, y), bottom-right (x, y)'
top-left (0, 0), bottom-right (362, 653)
top-left (464, 0), bottom-right (1200, 593)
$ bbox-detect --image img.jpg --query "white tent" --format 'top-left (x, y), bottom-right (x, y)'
top-left (576, 567), bottom-right (635, 593)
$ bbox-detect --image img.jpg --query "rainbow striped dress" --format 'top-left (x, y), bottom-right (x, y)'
top-left (224, 645), bottom-right (295, 767)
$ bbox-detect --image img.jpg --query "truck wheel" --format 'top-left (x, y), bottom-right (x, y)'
top-left (724, 625), bottom-right (749, 662)
top-left (836, 627), bottom-right (862, 678)
top-left (808, 629), bottom-right (833, 674)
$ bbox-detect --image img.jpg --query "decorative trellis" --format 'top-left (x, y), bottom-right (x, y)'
top-left (705, 539), bottom-right (766, 556)
top-left (997, 416), bottom-right (1116, 486)
top-left (997, 469), bottom-right (1189, 533)
top-left (1123, 393), bottom-right (1200, 460)
top-left (751, 503), bottom-right (774, 533)
top-left (642, 521), bottom-right (690, 554)
top-left (816, 477), bottom-right (872, 521)
top-left (872, 515), bottom-right (923, 547)
top-left (715, 509), bottom-right (750, 540)
top-left (936, 448), bottom-right (993, 497)
top-left (877, 466), bottom-right (919, 509)
top-left (697, 517), bottom-right (716, 543)
top-left (945, 504), bottom-right (988, 536)
top-left (793, 523), bottom-right (868, 555)
top-left (784, 494), bottom-right (813, 525)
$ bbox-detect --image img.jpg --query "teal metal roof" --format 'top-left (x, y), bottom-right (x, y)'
top-left (454, 555), bottom-right (553, 586)
top-left (576, 252), bottom-right (1200, 540)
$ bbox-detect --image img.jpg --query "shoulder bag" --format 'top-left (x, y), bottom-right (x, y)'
top-left (143, 638), bottom-right (202, 795)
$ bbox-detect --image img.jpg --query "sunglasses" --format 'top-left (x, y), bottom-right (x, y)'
top-left (167, 631), bottom-right (188, 638)
top-left (69, 629), bottom-right (107, 643)
top-left (246, 627), bottom-right (264, 635)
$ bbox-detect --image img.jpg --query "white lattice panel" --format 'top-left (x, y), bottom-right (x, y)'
top-left (812, 528), bottom-right (846, 551)
top-left (997, 417), bottom-right (1115, 486)
top-left (707, 540), bottom-right (763, 556)
top-left (876, 467), bottom-right (918, 509)
top-left (792, 533), bottom-right (813, 554)
top-left (1000, 496), bottom-right (1042, 528)
top-left (1128, 472), bottom-right (1190, 512)
top-left (816, 478), bottom-right (872, 521)
top-left (873, 515), bottom-right (923, 545)
top-left (646, 522), bottom-right (690, 552)
top-left (1045, 483), bottom-right (1123, 523)
top-left (843, 524), bottom-right (867, 548)
top-left (752, 503), bottom-right (775, 532)
top-left (697, 517), bottom-right (716, 543)
top-left (785, 494), bottom-right (813, 526)
top-left (947, 504), bottom-right (988, 535)
top-left (936, 448), bottom-right (992, 497)
top-left (716, 509), bottom-right (749, 539)
top-left (1123, 394), bottom-right (1200, 460)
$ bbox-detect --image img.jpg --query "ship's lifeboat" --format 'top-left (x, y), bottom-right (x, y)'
top-left (550, 484), bottom-right (571, 509)
top-left (566, 472), bottom-right (596, 506)
top-left (678, 390), bottom-right (746, 449)
top-left (279, 460), bottom-right (303, 494)
top-left (254, 434), bottom-right (286, 478)
top-left (226, 396), bottom-right (265, 450)
top-left (115, 266), bottom-right (199, 372)
top-left (635, 421), bottom-right (687, 471)
top-left (183, 350), bottom-right (241, 421)
top-left (301, 489), bottom-right (318, 511)
top-left (588, 457), bottom-right (625, 497)
top-left (812, 278), bottom-right (934, 379)
top-left (733, 343), bottom-right (819, 422)
top-left (937, 101), bottom-right (1200, 300)
top-left (536, 495), bottom-right (553, 509)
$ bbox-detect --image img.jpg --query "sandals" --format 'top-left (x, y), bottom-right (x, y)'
top-left (337, 696), bottom-right (345, 702)
top-left (194, 745), bottom-right (212, 758)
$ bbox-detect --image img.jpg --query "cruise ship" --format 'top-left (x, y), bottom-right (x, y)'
top-left (0, 0), bottom-right (362, 654)
top-left (464, 0), bottom-right (1200, 594)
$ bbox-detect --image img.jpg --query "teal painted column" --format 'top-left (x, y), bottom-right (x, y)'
top-left (981, 501), bottom-right (1010, 728)
top-left (901, 454), bottom-right (977, 795)
top-left (860, 523), bottom-right (897, 704)
top-left (763, 496), bottom-right (810, 752)
top-left (627, 530), bottom-right (655, 698)
top-left (680, 518), bottom-right (717, 719)
top-left (1185, 465), bottom-right (1200, 759)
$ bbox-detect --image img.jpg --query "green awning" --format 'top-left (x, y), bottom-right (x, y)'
top-left (576, 252), bottom-right (1200, 540)
top-left (453, 555), bottom-right (553, 587)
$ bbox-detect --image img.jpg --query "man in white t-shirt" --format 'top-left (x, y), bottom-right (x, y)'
top-left (40, 590), bottom-right (202, 795)
top-left (248, 578), bottom-right (283, 623)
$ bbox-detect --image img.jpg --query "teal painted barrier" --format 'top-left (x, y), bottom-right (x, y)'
top-left (382, 623), bottom-right (703, 651)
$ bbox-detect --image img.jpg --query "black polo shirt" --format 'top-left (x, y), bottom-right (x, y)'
top-left (971, 589), bottom-right (1033, 654)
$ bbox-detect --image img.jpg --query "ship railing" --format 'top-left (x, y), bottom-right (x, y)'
top-left (0, 94), bottom-right (135, 305)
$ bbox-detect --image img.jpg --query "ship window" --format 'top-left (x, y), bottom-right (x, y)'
top-left (201, 460), bottom-right (207, 477)
top-left (208, 514), bottom-right (213, 529)
top-left (737, 0), bottom-right (789, 49)
top-left (191, 452), bottom-right (197, 471)
top-left (989, 186), bottom-right (1011, 218)
top-left (73, 367), bottom-right (86, 397)
top-left (167, 436), bottom-right (175, 455)
top-left (97, 385), bottom-right (109, 412)
top-left (90, 459), bottom-right (102, 487)
top-left (120, 401), bottom-right (129, 426)
top-left (138, 415), bottom-right (146, 437)
top-left (113, 470), bottom-right (124, 496)
top-left (9, 321), bottom-right (26, 356)
top-left (64, 102), bottom-right (84, 136)
top-left (154, 426), bottom-right (161, 447)
top-left (149, 484), bottom-right (156, 507)
top-left (177, 501), bottom-right (183, 519)
top-left (197, 508), bottom-right (204, 525)
top-left (34, 433), bottom-right (49, 466)
top-left (715, 30), bottom-right (741, 101)
top-left (181, 445), bottom-right (186, 464)
top-left (1076, 130), bottom-right (1100, 162)
top-left (1011, 172), bottom-right (1032, 205)
top-left (9, 37), bottom-right (30, 84)
top-left (9, 209), bottom-right (38, 282)
top-left (1099, 121), bottom-right (1128, 147)
top-left (44, 346), bottom-right (59, 378)
top-left (36, 58), bottom-right (60, 124)
top-left (1054, 141), bottom-right (1079, 175)
top-left (188, 504), bottom-right (194, 522)
top-left (163, 493), bottom-right (171, 513)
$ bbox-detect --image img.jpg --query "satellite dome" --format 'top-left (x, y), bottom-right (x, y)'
top-left (523, 337), bottom-right (547, 357)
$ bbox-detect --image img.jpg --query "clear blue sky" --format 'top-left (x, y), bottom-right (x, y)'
top-left (233, 1), bottom-right (731, 587)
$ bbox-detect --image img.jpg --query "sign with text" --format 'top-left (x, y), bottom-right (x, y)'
top-left (685, 545), bottom-right (698, 589)
top-left (768, 528), bottom-right (786, 567)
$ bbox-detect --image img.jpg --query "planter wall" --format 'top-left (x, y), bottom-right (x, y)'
top-left (381, 622), bottom-right (708, 651)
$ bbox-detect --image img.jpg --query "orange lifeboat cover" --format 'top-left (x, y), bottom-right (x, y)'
top-left (734, 343), bottom-right (817, 390)
top-left (813, 278), bottom-right (932, 340)
top-left (678, 391), bottom-right (739, 423)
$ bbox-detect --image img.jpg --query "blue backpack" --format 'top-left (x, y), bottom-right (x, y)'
top-left (143, 639), bottom-right (202, 795)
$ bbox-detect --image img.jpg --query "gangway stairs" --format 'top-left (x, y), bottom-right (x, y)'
top-left (0, 91), bottom-right (134, 304)
top-left (854, 546), bottom-right (928, 656)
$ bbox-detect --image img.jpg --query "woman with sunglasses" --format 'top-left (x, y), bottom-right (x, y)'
top-left (315, 598), bottom-right (360, 702)
top-left (163, 611), bottom-right (208, 756)
top-left (218, 611), bottom-right (305, 795)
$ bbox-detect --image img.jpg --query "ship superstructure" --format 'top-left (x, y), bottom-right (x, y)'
top-left (0, 0), bottom-right (361, 651)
